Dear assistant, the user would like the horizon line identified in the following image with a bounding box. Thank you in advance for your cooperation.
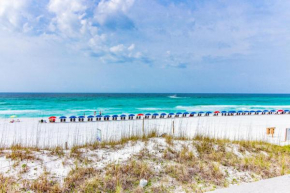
[0,92,290,95]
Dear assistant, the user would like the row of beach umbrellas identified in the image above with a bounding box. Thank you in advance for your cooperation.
[48,109,289,120]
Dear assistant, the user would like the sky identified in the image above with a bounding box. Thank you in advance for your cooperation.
[0,0,290,93]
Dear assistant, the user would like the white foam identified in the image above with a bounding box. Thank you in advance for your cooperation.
[137,108,163,111]
[0,110,40,114]
[175,105,290,112]
[168,95,188,99]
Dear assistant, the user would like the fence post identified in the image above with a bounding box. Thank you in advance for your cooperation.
[172,121,175,135]
[142,117,145,136]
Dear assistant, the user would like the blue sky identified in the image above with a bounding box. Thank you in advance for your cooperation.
[0,0,290,93]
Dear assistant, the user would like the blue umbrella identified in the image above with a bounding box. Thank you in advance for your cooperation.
[183,112,189,114]
[237,111,243,113]
[199,111,205,114]
[96,115,102,118]
[168,113,175,115]
[229,111,236,113]
[145,113,151,116]
[256,110,262,113]
[104,115,110,117]
[176,112,182,115]
[270,110,276,112]
[120,115,126,117]
[112,115,118,117]
[129,114,135,116]
[161,113,167,115]
[250,110,256,113]
[221,111,227,113]
[78,116,85,118]
[284,110,289,112]
[69,116,76,119]
[190,112,196,114]
[263,110,269,112]
[87,115,94,118]
[153,113,159,116]
[60,116,67,119]
[206,111,212,114]
[244,111,249,113]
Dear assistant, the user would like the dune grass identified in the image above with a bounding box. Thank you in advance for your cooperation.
[1,134,290,192]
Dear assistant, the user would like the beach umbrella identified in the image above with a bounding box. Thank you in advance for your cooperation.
[198,111,205,114]
[270,110,276,112]
[221,111,227,113]
[49,116,56,121]
[129,114,135,116]
[87,115,94,118]
[190,112,196,114]
[214,111,220,113]
[69,116,76,119]
[284,110,289,112]
[161,113,167,115]
[183,112,189,114]
[237,111,243,113]
[244,111,249,113]
[250,110,256,113]
[59,116,67,119]
[96,115,102,118]
[137,114,144,116]
[120,114,126,117]
[176,112,182,115]
[206,111,212,114]
[112,115,118,117]
[278,110,284,112]
[256,110,262,113]
[104,115,110,118]
[78,116,85,118]
[153,113,159,116]
[145,113,151,116]
[169,113,175,115]
[263,110,269,112]
[229,111,236,113]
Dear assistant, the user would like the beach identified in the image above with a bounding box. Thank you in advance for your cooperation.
[1,114,290,148]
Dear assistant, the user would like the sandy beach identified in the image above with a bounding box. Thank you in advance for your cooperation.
[1,114,290,148]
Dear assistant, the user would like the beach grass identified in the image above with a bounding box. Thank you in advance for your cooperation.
[0,134,290,192]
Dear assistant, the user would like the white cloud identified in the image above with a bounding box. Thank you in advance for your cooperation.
[110,44,125,53]
[48,0,87,37]
[0,0,31,30]
[95,0,135,24]
[128,44,135,51]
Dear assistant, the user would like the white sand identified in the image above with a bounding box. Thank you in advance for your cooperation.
[1,114,290,148]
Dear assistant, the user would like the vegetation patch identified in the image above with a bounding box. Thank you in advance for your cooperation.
[1,136,290,192]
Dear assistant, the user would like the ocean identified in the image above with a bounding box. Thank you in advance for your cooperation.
[1,93,290,118]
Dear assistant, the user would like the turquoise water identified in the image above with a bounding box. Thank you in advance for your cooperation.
[1,93,290,118]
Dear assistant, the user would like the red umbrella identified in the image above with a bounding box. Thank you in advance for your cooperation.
[214,111,220,113]
[49,116,56,119]
[278,110,284,112]
[137,114,144,116]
